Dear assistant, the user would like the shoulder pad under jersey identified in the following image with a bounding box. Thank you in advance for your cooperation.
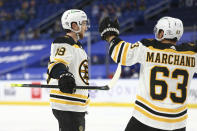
[53,35,76,46]
[140,38,158,47]
[140,38,176,50]
[176,42,197,52]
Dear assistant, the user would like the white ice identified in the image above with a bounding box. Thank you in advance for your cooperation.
[0,106,196,131]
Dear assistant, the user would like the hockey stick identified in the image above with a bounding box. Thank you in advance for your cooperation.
[9,63,122,90]
[10,83,109,90]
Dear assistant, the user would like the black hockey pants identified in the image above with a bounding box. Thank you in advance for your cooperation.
[125,116,186,131]
[52,109,86,131]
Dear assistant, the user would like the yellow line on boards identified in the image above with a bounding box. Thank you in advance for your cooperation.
[0,101,197,108]
[89,102,135,107]
[0,101,50,106]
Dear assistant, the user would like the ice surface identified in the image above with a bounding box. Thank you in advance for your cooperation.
[0,106,196,131]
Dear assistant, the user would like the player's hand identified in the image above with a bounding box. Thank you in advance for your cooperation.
[58,72,76,93]
[99,17,120,41]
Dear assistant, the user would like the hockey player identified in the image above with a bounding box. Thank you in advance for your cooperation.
[99,16,196,131]
[47,9,90,131]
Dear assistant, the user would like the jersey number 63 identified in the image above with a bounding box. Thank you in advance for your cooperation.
[150,66,188,104]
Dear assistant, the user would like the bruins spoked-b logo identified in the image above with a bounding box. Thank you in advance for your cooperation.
[79,60,89,85]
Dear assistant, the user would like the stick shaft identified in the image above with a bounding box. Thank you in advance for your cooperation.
[10,84,109,90]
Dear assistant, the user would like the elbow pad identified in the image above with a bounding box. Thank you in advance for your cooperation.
[49,63,69,79]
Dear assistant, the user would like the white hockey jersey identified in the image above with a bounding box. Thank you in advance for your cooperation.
[109,37,197,130]
[47,35,89,112]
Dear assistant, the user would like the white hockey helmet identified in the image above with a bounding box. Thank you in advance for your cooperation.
[61,9,90,33]
[154,16,183,41]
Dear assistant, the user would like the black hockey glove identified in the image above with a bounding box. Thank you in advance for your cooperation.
[99,17,120,41]
[58,72,76,94]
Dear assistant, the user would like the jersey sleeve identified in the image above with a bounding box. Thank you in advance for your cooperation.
[109,37,145,66]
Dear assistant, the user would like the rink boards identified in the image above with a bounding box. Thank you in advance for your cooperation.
[0,79,197,108]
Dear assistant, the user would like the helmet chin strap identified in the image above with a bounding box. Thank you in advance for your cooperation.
[76,33,80,41]
[71,26,82,41]
[156,36,162,41]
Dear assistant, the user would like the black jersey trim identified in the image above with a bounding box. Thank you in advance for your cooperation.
[53,35,76,45]
[53,35,84,49]
[117,42,125,63]
[135,100,187,118]
[140,39,197,53]
[49,63,69,79]
[109,37,122,56]
[50,94,86,103]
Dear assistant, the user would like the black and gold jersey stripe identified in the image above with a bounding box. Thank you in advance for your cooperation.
[48,58,69,72]
[109,37,131,65]
[50,94,86,103]
[52,35,83,49]
[50,90,89,106]
[135,95,188,123]
[47,58,70,84]
[50,98,90,106]
[134,105,188,123]
[50,90,88,99]
[109,37,123,56]
[141,39,197,54]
